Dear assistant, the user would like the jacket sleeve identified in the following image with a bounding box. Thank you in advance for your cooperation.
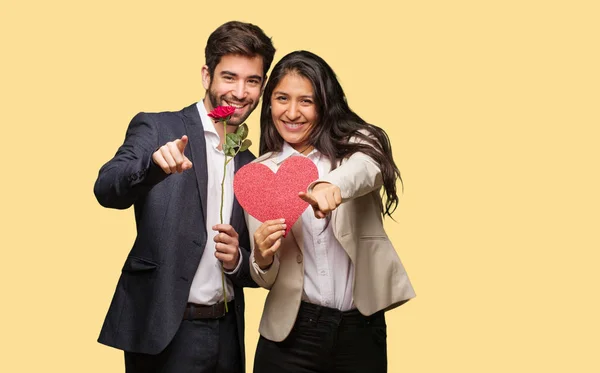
[309,150,383,202]
[249,250,280,290]
[243,208,280,289]
[93,113,169,209]
[225,224,259,288]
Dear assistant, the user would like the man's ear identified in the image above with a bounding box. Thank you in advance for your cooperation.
[201,65,211,90]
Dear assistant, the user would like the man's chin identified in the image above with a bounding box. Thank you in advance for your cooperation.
[226,112,250,126]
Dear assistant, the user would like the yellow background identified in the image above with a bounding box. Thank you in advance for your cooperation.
[1,0,598,372]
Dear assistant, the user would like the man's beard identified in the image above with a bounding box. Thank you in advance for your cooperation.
[207,84,258,126]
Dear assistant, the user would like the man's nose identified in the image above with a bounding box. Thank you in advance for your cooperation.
[231,81,247,101]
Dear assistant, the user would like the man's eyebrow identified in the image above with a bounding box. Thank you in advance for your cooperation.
[220,70,238,76]
[220,71,263,81]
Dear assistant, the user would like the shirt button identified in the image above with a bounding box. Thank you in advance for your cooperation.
[296,254,303,263]
[316,239,322,244]
[320,270,326,275]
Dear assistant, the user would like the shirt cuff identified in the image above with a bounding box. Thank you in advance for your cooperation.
[223,247,243,275]
[307,180,332,193]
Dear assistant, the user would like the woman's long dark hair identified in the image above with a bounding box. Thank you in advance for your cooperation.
[260,50,402,216]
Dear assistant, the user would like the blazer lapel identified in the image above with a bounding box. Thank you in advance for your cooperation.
[290,218,304,254]
[182,104,208,224]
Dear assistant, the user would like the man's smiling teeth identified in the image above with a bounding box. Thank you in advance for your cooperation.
[225,101,244,108]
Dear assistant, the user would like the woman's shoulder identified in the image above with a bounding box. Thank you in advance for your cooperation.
[349,128,378,144]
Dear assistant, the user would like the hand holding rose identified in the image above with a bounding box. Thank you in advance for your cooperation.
[213,224,240,271]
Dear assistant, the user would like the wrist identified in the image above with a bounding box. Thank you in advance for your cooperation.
[255,252,273,270]
[223,252,240,271]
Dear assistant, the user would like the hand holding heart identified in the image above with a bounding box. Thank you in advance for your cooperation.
[233,156,319,236]
[233,156,342,270]
[253,219,287,270]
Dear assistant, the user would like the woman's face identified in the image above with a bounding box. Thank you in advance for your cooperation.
[270,73,318,152]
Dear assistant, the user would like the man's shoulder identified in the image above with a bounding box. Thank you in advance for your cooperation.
[132,103,196,120]
[128,103,199,130]
[238,149,257,165]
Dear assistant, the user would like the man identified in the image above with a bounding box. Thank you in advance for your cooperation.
[94,21,275,373]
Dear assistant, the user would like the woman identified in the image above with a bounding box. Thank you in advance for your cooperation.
[247,51,415,373]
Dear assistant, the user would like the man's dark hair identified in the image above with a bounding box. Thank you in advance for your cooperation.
[205,21,276,79]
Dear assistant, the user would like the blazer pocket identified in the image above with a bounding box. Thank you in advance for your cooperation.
[359,235,388,240]
[122,255,159,272]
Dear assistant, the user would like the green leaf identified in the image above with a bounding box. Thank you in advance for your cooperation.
[225,147,237,157]
[236,123,249,140]
[225,134,238,149]
[227,133,241,144]
[223,142,232,155]
[239,139,252,152]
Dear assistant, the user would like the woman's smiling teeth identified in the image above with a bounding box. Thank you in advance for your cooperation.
[284,121,304,129]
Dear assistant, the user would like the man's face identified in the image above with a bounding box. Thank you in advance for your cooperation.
[202,54,265,126]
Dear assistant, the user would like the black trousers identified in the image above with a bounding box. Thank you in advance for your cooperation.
[124,306,241,373]
[254,301,387,373]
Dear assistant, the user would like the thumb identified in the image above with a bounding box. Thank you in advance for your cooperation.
[176,135,188,153]
[298,191,317,206]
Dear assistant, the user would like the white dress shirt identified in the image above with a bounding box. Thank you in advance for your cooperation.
[187,101,239,305]
[254,142,356,311]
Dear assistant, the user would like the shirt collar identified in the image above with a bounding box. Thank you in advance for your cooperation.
[196,100,220,147]
[274,142,321,165]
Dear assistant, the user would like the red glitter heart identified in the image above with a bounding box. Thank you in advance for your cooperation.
[234,156,319,235]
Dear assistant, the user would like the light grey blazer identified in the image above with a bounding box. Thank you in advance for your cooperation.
[247,148,416,342]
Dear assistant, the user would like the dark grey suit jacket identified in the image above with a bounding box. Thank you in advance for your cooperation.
[94,103,256,365]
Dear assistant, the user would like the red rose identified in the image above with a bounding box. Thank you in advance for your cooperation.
[208,105,236,120]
